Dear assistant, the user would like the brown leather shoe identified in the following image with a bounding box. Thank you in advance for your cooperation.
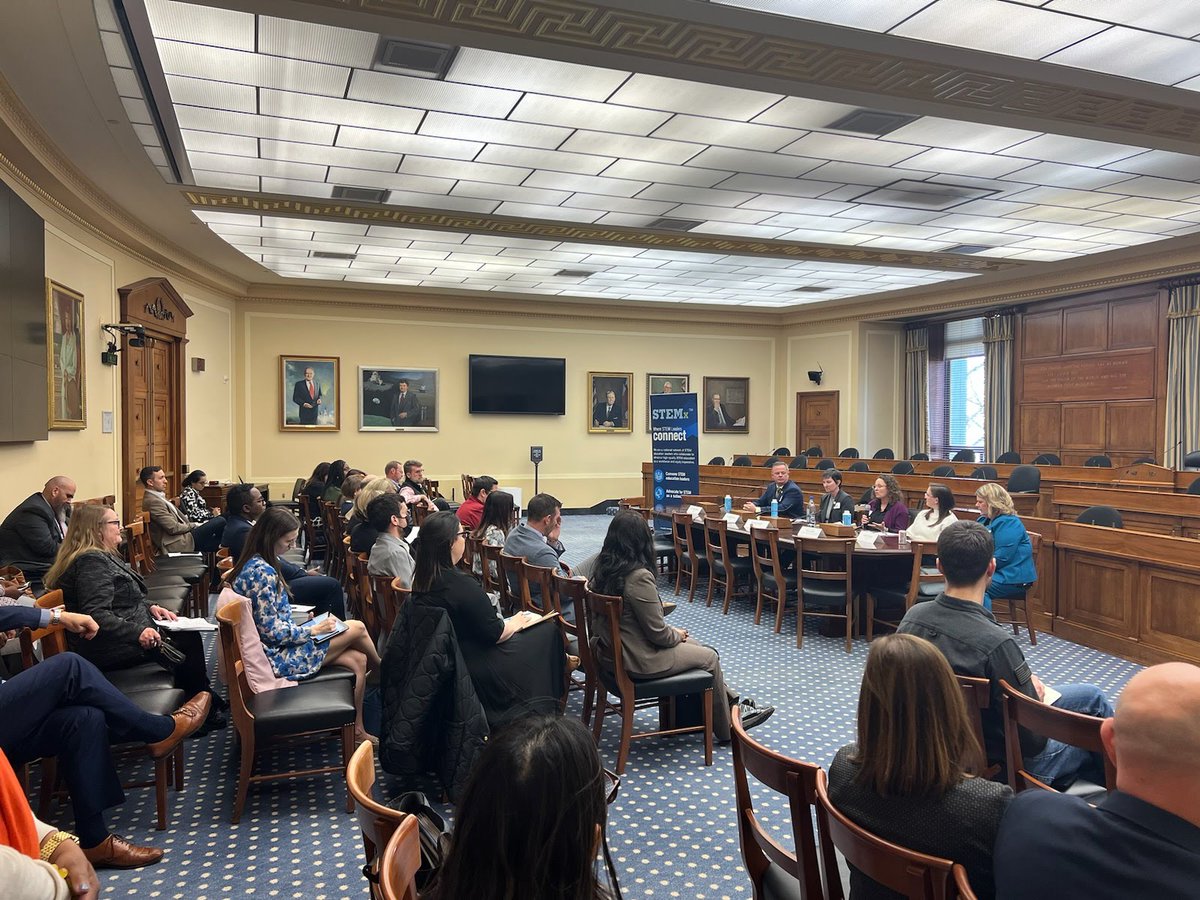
[146,692,212,759]
[83,833,164,869]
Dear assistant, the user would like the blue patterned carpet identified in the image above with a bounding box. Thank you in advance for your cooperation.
[65,515,1139,899]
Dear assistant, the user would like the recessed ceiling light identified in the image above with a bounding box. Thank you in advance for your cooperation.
[331,185,389,204]
[374,38,458,80]
[312,251,357,260]
[647,217,703,231]
[826,108,921,136]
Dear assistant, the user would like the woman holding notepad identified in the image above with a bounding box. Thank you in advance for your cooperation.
[230,507,381,745]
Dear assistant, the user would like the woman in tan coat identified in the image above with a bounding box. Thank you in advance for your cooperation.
[587,510,773,742]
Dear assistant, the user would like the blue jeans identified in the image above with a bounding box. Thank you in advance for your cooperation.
[1023,683,1113,788]
[983,581,1030,613]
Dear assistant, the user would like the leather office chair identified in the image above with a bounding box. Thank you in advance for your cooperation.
[873,448,895,459]
[730,706,832,900]
[707,456,726,466]
[848,461,870,472]
[931,465,956,477]
[762,457,779,468]
[804,446,823,457]
[1184,450,1200,469]
[815,458,835,470]
[911,452,930,461]
[1076,506,1123,528]
[1084,455,1112,467]
[789,456,808,470]
[838,447,859,458]
[1188,476,1200,495]
[970,465,998,480]
[1007,465,1041,494]
[772,446,790,457]
[996,451,1021,464]
[732,456,752,467]
[859,487,875,505]
[585,588,713,775]
[865,540,943,639]
[952,449,976,463]
[1132,456,1155,465]
[890,461,914,475]
[1031,453,1061,465]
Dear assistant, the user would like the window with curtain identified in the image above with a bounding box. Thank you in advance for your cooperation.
[929,317,987,460]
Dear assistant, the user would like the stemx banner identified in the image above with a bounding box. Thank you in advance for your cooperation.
[650,392,699,511]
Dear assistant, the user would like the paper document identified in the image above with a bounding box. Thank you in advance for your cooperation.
[1042,684,1062,705]
[154,615,216,632]
[405,526,420,544]
[304,612,348,643]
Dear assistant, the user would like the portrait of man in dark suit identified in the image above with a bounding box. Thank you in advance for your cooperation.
[357,367,439,432]
[391,378,422,426]
[282,356,339,430]
[292,366,322,425]
[703,376,750,433]
[588,372,632,433]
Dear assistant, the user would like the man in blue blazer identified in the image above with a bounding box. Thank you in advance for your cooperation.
[742,461,804,518]
[502,492,574,620]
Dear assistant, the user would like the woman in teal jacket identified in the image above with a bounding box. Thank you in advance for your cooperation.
[974,483,1036,612]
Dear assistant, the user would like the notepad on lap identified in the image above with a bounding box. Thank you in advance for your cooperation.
[154,615,216,632]
[304,612,348,643]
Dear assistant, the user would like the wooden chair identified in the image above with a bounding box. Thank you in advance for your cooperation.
[350,552,379,640]
[957,675,999,778]
[323,502,345,583]
[120,518,194,615]
[554,573,597,725]
[990,532,1041,645]
[460,533,479,576]
[671,512,708,603]
[748,525,796,634]
[478,542,501,597]
[703,517,753,613]
[730,705,835,900]
[346,739,408,898]
[816,768,967,900]
[585,588,713,775]
[297,494,325,564]
[866,539,944,639]
[379,815,422,900]
[520,559,558,616]
[498,551,525,616]
[999,679,1115,793]
[460,473,473,499]
[954,866,979,900]
[215,601,356,823]
[368,576,410,637]
[796,537,855,652]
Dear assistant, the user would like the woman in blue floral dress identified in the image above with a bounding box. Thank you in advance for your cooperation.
[231,507,381,743]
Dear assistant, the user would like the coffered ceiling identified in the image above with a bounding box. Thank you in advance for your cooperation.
[8,0,1200,312]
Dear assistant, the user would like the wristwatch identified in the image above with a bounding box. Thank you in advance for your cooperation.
[49,606,64,627]
[39,830,79,860]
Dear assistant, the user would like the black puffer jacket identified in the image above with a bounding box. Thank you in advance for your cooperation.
[380,599,488,801]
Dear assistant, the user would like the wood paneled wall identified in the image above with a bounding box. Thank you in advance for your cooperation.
[1013,285,1168,467]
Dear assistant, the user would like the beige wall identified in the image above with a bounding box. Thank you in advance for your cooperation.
[236,299,777,507]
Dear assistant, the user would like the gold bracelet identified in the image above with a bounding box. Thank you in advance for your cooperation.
[39,830,78,861]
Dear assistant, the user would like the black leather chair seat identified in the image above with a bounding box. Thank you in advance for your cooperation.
[623,668,713,700]
[801,581,849,606]
[653,536,674,555]
[301,667,356,688]
[128,686,186,717]
[761,570,797,593]
[681,556,709,575]
[711,556,753,579]
[248,679,355,738]
[105,662,177,694]
[761,862,802,900]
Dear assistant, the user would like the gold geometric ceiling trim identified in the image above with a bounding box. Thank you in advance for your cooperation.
[184,188,1025,272]
[283,0,1200,149]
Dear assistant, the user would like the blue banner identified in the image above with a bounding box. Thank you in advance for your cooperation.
[650,392,699,511]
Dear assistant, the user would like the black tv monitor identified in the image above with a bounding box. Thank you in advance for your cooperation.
[469,354,566,415]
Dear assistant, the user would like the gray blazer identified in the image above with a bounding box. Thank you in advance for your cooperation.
[142,490,194,554]
[501,523,565,574]
[592,568,681,678]
[368,533,414,587]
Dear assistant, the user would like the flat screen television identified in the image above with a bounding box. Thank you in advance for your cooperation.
[469,354,566,415]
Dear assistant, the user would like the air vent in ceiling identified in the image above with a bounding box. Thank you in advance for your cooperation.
[944,244,992,255]
[826,108,920,136]
[556,269,594,278]
[313,251,357,261]
[375,38,458,79]
[850,179,998,211]
[792,286,832,293]
[647,217,702,232]
[332,185,389,204]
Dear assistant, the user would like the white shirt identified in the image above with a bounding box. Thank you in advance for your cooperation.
[905,510,959,543]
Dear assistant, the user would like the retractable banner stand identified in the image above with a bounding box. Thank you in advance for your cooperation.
[650,392,699,511]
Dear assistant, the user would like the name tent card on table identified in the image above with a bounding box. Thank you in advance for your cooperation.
[856,530,882,549]
[796,525,824,540]
[723,513,741,525]
[746,519,771,530]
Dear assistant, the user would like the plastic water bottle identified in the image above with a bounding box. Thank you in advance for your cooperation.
[842,509,852,527]
[724,494,732,513]
[806,496,817,525]
[770,498,779,518]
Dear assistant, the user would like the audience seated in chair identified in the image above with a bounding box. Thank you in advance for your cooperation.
[348,476,399,555]
[741,460,804,518]
[0,476,76,583]
[398,460,448,512]
[339,473,366,517]
[139,466,225,555]
[431,715,622,900]
[366,494,414,587]
[993,662,1200,900]
[45,505,226,732]
[471,490,516,588]
[455,476,497,531]
[223,483,345,619]
[974,484,1036,613]
[587,511,773,745]
[0,604,208,869]
[321,460,349,505]
[829,633,1012,900]
[503,493,574,619]
[898,522,1113,788]
[178,470,218,525]
[230,508,380,745]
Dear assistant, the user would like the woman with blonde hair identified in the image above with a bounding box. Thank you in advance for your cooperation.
[347,475,397,554]
[829,633,1012,899]
[45,504,223,727]
[974,483,1035,612]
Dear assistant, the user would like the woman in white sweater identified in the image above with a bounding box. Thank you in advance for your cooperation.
[906,483,960,543]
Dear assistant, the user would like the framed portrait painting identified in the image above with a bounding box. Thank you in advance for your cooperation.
[646,373,689,431]
[359,367,439,432]
[46,280,86,430]
[281,355,339,431]
[702,376,750,434]
[588,371,633,434]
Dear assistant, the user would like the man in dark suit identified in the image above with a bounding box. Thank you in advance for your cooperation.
[390,379,422,427]
[743,461,804,518]
[591,389,624,428]
[0,604,209,868]
[292,366,322,425]
[817,469,856,524]
[994,661,1200,899]
[503,492,574,620]
[706,393,735,429]
[0,475,76,581]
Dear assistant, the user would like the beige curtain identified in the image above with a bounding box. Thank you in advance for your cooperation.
[983,314,1014,463]
[904,327,929,457]
[1165,283,1200,469]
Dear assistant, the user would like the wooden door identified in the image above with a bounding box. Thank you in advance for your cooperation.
[796,391,839,458]
[118,279,191,517]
